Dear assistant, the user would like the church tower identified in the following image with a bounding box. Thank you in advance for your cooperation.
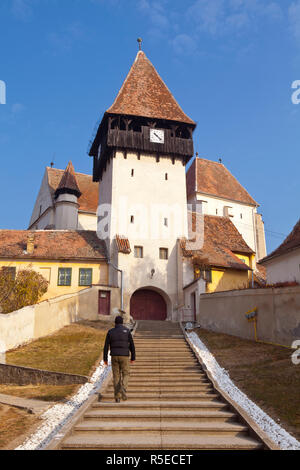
[89,47,196,321]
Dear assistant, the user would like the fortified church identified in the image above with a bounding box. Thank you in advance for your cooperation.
[24,47,267,322]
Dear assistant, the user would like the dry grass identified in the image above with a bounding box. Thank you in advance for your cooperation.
[1,321,114,403]
[195,328,300,441]
[6,321,112,376]
[0,404,38,450]
[0,384,79,403]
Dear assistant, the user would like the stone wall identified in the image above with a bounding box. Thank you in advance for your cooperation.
[199,286,300,347]
[0,363,88,386]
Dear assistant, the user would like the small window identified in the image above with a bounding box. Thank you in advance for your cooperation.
[224,206,233,218]
[134,246,143,258]
[130,216,134,224]
[1,267,16,281]
[79,268,93,286]
[216,209,218,215]
[165,173,168,180]
[195,267,212,283]
[58,268,72,286]
[240,213,243,219]
[159,248,169,260]
[164,218,168,227]
[131,169,134,177]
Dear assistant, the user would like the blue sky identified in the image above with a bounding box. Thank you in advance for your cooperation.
[0,0,300,253]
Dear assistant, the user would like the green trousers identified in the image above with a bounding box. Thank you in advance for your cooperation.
[111,356,130,400]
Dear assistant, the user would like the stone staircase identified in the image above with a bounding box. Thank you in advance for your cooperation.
[59,321,264,450]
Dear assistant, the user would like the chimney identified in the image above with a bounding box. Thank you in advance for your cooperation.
[27,234,35,255]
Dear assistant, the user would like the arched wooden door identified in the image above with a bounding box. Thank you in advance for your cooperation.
[130,289,167,321]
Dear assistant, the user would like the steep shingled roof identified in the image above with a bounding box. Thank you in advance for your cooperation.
[181,214,253,271]
[0,231,107,260]
[47,167,99,213]
[107,51,195,125]
[186,158,258,206]
[260,218,300,263]
[55,161,82,199]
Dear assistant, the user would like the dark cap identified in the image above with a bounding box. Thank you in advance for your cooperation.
[115,316,123,325]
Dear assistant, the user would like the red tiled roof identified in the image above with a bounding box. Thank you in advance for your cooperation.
[107,51,195,125]
[115,236,131,254]
[47,167,99,213]
[0,231,107,260]
[55,161,82,199]
[260,218,300,263]
[181,214,253,271]
[186,158,258,206]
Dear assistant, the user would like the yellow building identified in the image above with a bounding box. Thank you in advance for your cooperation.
[0,230,108,302]
[182,214,256,294]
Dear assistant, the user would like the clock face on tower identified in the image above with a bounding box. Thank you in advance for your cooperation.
[150,129,165,144]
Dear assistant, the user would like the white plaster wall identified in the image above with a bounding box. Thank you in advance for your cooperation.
[0,306,35,352]
[29,170,54,228]
[184,278,206,321]
[264,249,300,284]
[98,151,189,319]
[183,258,195,287]
[78,212,97,231]
[188,193,257,252]
[0,287,101,352]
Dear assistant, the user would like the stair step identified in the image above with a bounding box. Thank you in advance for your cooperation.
[84,409,236,422]
[74,420,248,435]
[61,433,262,450]
[92,400,228,410]
[55,321,263,451]
[101,393,219,401]
[106,385,212,392]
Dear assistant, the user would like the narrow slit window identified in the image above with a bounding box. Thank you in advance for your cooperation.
[131,169,134,177]
[130,216,134,224]
[164,218,168,227]
[165,173,168,180]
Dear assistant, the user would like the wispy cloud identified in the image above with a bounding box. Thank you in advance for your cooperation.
[11,0,33,21]
[48,23,84,52]
[137,0,170,41]
[187,0,283,37]
[289,1,300,43]
[170,34,198,56]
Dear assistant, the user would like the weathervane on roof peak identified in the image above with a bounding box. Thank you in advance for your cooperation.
[137,37,143,51]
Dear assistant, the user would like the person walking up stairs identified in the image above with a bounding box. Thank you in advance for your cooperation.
[103,316,135,403]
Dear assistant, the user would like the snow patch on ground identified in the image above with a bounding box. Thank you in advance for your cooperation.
[187,331,300,450]
[15,359,111,450]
